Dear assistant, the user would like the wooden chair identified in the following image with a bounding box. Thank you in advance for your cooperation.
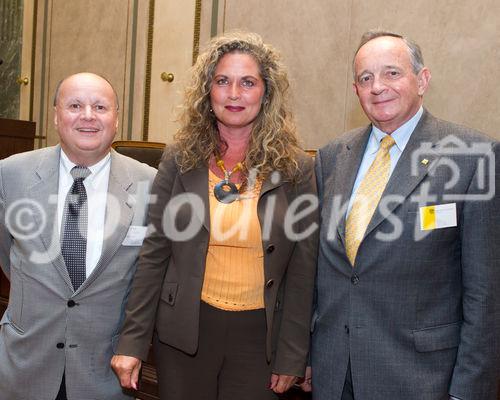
[111,140,166,169]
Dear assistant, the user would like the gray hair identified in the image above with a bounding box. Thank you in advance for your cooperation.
[53,72,119,110]
[352,30,425,79]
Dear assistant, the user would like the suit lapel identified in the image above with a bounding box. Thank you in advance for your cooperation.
[256,171,286,242]
[29,146,74,291]
[363,110,440,239]
[76,151,133,294]
[178,165,210,231]
[335,128,371,244]
[260,171,285,197]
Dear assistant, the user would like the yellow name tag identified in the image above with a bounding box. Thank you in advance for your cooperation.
[419,203,457,231]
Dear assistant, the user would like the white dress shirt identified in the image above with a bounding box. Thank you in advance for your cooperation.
[58,150,110,277]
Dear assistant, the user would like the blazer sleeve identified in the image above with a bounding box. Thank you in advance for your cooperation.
[448,141,500,399]
[315,150,324,208]
[115,153,177,360]
[272,155,319,376]
[0,161,11,277]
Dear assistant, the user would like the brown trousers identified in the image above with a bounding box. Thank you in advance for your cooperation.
[153,301,278,400]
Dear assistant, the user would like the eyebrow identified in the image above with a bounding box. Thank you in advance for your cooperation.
[213,74,260,81]
[357,64,403,76]
[382,65,402,70]
[356,70,373,79]
[62,98,113,108]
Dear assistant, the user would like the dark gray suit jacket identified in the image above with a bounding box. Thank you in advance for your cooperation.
[0,146,156,400]
[117,148,318,377]
[312,111,500,400]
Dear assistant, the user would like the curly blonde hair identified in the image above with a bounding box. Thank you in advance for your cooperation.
[173,31,302,182]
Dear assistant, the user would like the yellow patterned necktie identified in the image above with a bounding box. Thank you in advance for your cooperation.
[345,135,396,266]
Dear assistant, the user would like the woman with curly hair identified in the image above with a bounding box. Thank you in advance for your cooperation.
[112,31,318,400]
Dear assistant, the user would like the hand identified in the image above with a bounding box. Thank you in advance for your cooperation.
[269,373,298,394]
[110,355,142,390]
[296,366,312,392]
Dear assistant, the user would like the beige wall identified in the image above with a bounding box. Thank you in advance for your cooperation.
[146,0,196,143]
[221,0,500,148]
[30,0,500,150]
[33,0,149,146]
[32,0,197,147]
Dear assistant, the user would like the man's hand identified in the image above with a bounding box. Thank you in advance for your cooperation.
[297,366,312,392]
[110,355,142,390]
[269,373,298,394]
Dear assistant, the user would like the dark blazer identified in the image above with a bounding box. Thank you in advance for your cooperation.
[117,148,318,377]
[313,111,500,400]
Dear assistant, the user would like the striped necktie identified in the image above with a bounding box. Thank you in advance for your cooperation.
[345,135,396,266]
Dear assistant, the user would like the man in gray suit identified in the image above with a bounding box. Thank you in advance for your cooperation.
[0,72,156,400]
[311,31,499,399]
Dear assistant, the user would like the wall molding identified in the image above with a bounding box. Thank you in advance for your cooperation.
[142,0,202,141]
[141,0,155,141]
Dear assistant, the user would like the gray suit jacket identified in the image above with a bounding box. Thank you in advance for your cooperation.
[313,111,500,400]
[0,145,156,400]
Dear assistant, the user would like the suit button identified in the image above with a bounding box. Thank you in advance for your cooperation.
[56,343,65,349]
[344,325,350,334]
[351,275,359,285]
[266,244,275,254]
[67,300,76,307]
[265,279,274,288]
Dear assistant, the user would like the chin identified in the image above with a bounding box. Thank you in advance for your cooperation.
[371,108,397,121]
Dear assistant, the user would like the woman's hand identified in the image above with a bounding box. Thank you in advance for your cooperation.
[110,355,142,390]
[297,366,312,392]
[269,373,298,394]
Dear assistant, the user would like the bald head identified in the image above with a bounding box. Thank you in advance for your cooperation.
[353,30,425,80]
[53,72,119,110]
[53,72,120,166]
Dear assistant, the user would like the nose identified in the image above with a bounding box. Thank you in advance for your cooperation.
[81,105,95,120]
[370,75,386,95]
[228,82,240,100]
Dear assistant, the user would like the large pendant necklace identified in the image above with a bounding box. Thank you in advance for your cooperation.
[213,157,243,204]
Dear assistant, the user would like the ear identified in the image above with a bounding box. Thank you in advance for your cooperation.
[417,67,431,96]
[352,82,359,96]
[53,107,58,127]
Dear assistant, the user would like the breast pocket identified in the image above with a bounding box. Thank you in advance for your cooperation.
[405,210,459,261]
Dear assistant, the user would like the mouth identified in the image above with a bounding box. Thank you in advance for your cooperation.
[76,127,100,133]
[372,98,395,105]
[224,106,245,112]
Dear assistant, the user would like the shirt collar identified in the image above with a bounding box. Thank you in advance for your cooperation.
[368,106,424,154]
[60,149,111,188]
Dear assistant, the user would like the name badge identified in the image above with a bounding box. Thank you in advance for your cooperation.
[122,225,148,246]
[419,203,457,231]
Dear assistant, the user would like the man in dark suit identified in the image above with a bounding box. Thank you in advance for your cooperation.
[0,72,156,399]
[311,30,499,400]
